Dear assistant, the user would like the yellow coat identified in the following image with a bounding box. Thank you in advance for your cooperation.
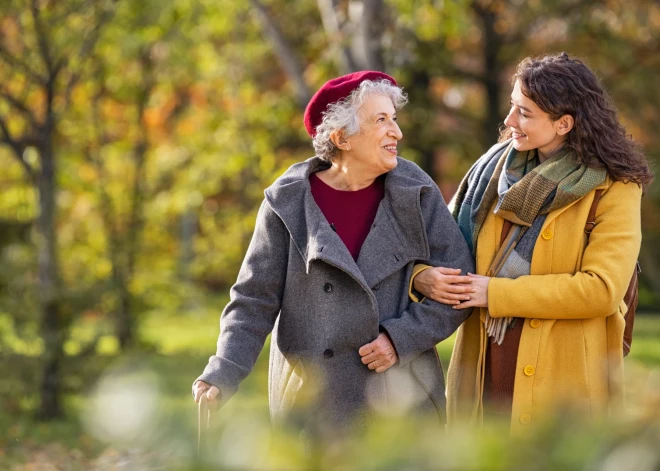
[446,177,642,434]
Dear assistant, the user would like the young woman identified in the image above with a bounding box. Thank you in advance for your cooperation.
[412,53,652,433]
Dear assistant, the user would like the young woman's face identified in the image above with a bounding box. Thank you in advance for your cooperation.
[504,80,567,160]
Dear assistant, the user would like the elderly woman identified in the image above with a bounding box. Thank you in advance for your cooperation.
[193,71,474,434]
[410,53,652,433]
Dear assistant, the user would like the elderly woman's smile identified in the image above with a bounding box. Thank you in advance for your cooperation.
[383,144,398,154]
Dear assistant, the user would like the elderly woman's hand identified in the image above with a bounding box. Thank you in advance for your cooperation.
[359,333,398,373]
[414,267,475,305]
[193,380,221,406]
[452,273,489,309]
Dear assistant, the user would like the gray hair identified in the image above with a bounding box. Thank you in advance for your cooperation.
[312,79,408,162]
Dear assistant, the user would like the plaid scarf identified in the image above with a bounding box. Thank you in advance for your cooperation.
[451,140,607,344]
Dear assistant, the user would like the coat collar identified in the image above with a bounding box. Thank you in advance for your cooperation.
[264,156,432,288]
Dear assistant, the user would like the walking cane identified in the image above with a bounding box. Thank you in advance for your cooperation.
[197,393,211,458]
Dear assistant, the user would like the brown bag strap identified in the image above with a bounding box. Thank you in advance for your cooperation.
[585,189,605,238]
[584,188,640,357]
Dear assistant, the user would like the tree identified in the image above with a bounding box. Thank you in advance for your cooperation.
[0,0,116,419]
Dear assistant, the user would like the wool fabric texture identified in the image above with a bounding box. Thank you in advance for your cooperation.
[303,71,397,137]
[452,140,608,344]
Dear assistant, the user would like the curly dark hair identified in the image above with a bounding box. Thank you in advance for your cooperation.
[499,52,653,187]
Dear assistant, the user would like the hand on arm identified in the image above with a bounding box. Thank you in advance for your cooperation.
[452,273,490,309]
[379,182,475,365]
[413,267,475,305]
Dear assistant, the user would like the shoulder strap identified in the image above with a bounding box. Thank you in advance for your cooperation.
[584,189,605,239]
[584,188,639,357]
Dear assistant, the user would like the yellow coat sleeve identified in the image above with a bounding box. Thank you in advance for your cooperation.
[408,264,432,303]
[488,181,642,320]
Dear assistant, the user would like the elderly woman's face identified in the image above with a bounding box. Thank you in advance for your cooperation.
[346,94,402,173]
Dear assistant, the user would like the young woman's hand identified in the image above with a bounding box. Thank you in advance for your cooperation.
[413,267,475,305]
[452,273,490,309]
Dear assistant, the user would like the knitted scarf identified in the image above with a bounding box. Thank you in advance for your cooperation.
[451,140,607,344]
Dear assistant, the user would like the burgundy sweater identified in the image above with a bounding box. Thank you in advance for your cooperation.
[309,172,384,261]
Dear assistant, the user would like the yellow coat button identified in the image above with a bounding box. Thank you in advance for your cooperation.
[530,319,541,328]
[524,365,535,376]
[520,414,531,425]
[541,229,553,240]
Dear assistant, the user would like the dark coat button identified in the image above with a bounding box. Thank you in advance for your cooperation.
[373,282,381,291]
[323,349,334,359]
[324,283,333,293]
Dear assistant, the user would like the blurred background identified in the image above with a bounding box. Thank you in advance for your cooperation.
[1,0,660,469]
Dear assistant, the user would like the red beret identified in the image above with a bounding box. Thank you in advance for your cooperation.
[304,70,398,137]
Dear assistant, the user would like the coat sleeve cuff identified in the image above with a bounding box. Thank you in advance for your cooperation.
[409,264,432,303]
[488,277,507,318]
[191,356,243,405]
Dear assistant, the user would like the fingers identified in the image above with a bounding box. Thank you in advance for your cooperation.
[453,299,479,310]
[360,340,391,364]
[194,381,209,404]
[206,386,220,402]
[467,273,488,280]
[443,276,474,285]
[432,268,473,285]
[358,340,376,357]
[443,292,472,301]
[360,334,398,373]
[438,297,462,305]
[432,289,474,305]
[450,284,477,294]
[436,267,462,275]
[361,351,379,365]
[366,352,397,371]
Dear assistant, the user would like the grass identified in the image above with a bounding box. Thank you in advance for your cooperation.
[1,308,660,469]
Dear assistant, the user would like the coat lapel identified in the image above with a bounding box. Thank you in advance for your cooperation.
[264,157,370,291]
[356,197,427,288]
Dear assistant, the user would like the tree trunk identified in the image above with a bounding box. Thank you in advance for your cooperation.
[317,0,358,74]
[250,0,311,107]
[357,0,386,71]
[37,118,63,420]
[115,268,134,350]
[406,68,435,177]
[475,2,503,145]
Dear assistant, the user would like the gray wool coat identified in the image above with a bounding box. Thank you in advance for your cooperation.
[195,156,474,430]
